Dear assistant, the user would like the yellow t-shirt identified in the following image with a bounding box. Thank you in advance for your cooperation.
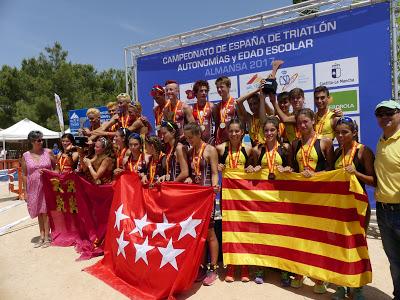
[374,129,400,203]
[315,111,335,139]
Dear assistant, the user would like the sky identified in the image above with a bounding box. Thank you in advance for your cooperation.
[0,0,293,71]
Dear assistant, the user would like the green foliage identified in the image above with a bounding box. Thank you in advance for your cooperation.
[0,42,125,130]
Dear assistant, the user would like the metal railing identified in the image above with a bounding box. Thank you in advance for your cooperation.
[124,0,398,101]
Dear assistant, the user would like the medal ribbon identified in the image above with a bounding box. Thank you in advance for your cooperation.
[149,153,163,183]
[300,134,318,171]
[171,100,181,122]
[58,156,68,172]
[265,141,278,174]
[117,148,127,169]
[192,142,206,176]
[228,142,242,169]
[195,102,209,126]
[342,142,359,168]
[157,101,170,126]
[128,153,143,172]
[120,114,130,128]
[165,146,174,174]
[219,97,233,125]
[316,111,330,136]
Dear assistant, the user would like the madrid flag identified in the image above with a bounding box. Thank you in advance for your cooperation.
[86,172,215,299]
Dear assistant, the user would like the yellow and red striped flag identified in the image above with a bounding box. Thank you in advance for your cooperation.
[222,168,371,287]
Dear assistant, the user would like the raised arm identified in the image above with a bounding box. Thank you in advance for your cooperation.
[236,88,260,121]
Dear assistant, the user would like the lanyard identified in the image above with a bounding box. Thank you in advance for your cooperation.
[195,102,209,125]
[265,141,278,173]
[128,153,143,172]
[165,145,174,174]
[300,134,318,171]
[219,97,233,124]
[171,100,181,122]
[342,142,359,167]
[192,142,206,176]
[58,156,68,172]
[316,111,329,135]
[117,148,127,169]
[120,114,130,128]
[156,101,170,126]
[228,142,242,168]
[149,153,162,183]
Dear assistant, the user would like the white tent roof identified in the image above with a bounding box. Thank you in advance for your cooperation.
[0,118,61,141]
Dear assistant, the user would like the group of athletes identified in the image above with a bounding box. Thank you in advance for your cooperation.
[54,61,376,300]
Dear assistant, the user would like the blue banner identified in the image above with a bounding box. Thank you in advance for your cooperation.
[68,106,109,135]
[137,2,391,154]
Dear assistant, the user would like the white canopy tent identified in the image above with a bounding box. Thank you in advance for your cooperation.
[0,118,61,159]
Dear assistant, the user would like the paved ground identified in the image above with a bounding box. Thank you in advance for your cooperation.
[0,182,394,300]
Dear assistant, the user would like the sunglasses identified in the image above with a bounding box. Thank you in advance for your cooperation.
[336,116,354,124]
[34,139,43,143]
[161,121,175,130]
[129,133,142,140]
[375,110,399,118]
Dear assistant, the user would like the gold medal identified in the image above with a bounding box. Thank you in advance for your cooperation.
[268,172,276,180]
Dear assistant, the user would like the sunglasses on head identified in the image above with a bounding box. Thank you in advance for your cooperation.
[129,133,141,140]
[336,116,354,124]
[161,121,174,130]
[375,110,399,118]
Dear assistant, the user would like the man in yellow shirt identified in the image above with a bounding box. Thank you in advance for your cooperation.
[314,86,342,139]
[374,99,400,300]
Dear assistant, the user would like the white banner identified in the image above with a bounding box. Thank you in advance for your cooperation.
[54,93,64,133]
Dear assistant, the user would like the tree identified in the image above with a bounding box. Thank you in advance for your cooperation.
[0,42,125,130]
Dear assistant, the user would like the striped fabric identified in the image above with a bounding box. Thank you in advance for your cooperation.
[222,168,371,287]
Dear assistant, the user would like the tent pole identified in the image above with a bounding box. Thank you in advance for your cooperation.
[2,138,5,160]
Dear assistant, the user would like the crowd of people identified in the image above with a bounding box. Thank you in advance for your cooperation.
[20,62,400,299]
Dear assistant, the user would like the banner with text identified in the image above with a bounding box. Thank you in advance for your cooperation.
[137,2,391,151]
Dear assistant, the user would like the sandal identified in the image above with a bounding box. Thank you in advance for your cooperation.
[33,238,44,248]
[41,238,51,248]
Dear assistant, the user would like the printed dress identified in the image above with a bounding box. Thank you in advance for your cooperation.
[23,150,52,218]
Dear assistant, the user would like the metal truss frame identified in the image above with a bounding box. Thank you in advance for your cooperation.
[124,0,398,101]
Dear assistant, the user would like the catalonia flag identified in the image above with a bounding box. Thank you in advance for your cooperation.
[222,169,372,287]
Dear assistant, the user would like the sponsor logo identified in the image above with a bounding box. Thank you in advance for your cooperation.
[328,89,358,113]
[331,63,341,78]
[70,112,79,120]
[246,74,263,85]
[315,57,359,88]
[279,70,299,91]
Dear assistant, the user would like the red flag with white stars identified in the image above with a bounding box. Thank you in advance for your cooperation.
[85,172,215,299]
